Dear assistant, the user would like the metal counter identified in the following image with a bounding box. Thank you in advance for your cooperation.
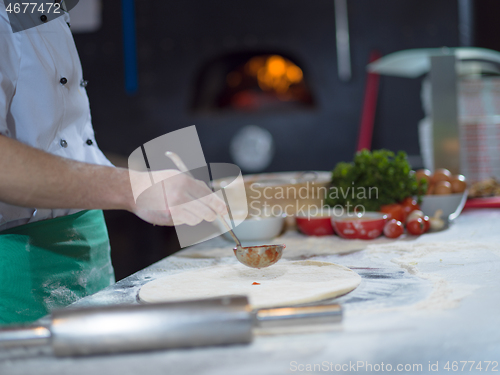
[1,209,499,375]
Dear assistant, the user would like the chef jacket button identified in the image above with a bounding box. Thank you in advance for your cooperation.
[80,79,88,88]
[60,77,68,85]
[86,139,93,146]
[40,15,48,23]
[60,139,68,148]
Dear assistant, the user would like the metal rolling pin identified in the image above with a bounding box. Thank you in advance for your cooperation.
[0,296,342,356]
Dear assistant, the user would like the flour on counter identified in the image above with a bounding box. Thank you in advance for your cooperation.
[363,241,498,311]
[175,231,402,259]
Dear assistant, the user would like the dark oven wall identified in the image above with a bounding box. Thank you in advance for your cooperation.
[75,0,459,174]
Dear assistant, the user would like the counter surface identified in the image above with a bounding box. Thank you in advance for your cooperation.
[1,209,499,375]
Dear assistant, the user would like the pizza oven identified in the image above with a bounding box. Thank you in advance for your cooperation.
[192,52,314,112]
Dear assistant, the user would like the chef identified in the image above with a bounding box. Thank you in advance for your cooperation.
[0,3,227,325]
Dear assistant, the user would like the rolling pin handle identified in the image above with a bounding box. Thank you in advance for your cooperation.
[0,326,51,348]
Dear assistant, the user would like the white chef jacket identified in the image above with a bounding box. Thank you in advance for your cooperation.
[0,2,113,231]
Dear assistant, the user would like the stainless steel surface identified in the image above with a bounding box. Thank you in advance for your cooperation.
[1,210,499,375]
[0,326,50,348]
[51,296,253,356]
[367,47,500,78]
[430,54,460,174]
[334,0,351,81]
[255,304,342,329]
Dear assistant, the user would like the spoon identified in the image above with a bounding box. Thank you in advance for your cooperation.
[165,151,284,268]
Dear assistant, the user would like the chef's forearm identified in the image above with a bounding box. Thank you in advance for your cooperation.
[0,135,134,211]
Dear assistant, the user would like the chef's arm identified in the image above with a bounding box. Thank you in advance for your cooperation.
[0,135,227,226]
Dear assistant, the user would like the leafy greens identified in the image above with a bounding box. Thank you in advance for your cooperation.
[325,149,426,212]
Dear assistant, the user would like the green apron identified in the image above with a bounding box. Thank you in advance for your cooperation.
[0,210,115,326]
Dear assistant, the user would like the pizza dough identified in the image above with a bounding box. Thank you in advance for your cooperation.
[138,260,361,309]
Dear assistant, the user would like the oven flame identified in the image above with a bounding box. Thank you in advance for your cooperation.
[245,55,304,95]
[194,53,313,111]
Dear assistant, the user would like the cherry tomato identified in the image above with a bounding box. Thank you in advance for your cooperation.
[383,219,404,239]
[406,210,424,224]
[401,197,420,218]
[407,217,426,235]
[380,203,405,222]
[422,215,430,232]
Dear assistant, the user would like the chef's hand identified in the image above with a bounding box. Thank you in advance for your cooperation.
[128,169,228,226]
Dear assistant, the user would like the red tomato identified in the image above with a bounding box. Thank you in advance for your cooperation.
[380,203,405,222]
[421,215,430,232]
[401,197,420,219]
[406,210,424,224]
[407,217,426,235]
[383,219,404,239]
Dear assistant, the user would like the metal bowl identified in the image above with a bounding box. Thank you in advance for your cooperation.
[420,191,468,221]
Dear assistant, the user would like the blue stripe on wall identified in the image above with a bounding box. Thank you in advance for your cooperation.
[122,0,138,95]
